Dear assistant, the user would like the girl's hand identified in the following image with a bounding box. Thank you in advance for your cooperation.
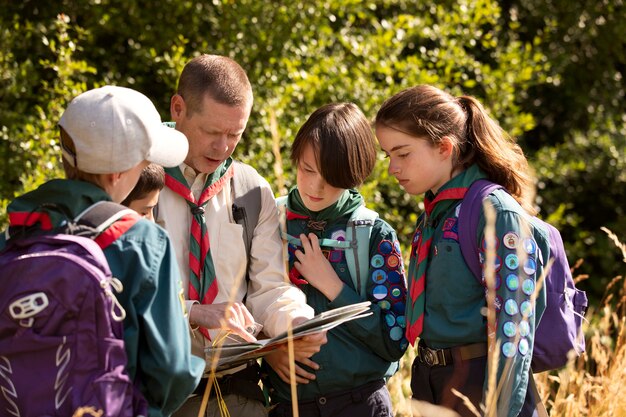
[294,233,344,301]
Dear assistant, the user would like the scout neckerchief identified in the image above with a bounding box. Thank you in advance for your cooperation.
[285,188,363,284]
[405,164,486,345]
[164,158,234,339]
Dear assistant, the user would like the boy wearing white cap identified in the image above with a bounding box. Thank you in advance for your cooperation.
[1,86,204,417]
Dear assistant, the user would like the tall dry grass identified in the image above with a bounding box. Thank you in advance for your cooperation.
[388,227,626,417]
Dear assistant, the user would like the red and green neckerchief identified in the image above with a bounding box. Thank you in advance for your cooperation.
[405,165,486,345]
[164,158,234,338]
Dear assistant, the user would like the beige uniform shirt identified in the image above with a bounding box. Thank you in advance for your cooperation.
[157,162,313,367]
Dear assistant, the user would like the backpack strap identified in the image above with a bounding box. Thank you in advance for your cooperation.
[457,179,503,282]
[345,205,378,297]
[75,201,140,249]
[231,161,262,261]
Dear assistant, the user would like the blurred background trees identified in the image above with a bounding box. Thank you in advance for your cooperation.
[1,0,624,304]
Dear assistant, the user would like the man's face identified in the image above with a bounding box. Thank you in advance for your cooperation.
[172,93,251,174]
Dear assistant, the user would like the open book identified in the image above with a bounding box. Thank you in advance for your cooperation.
[205,301,372,372]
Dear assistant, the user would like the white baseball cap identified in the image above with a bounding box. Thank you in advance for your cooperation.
[59,85,188,174]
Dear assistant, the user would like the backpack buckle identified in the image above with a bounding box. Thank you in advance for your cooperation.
[9,292,49,328]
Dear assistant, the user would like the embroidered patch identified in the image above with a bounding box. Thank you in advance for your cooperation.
[518,338,530,356]
[503,232,519,249]
[396,315,406,328]
[520,300,533,317]
[378,240,393,255]
[390,326,404,341]
[503,321,517,337]
[523,258,537,275]
[519,320,530,337]
[505,274,519,291]
[387,270,402,284]
[504,299,519,316]
[502,342,517,358]
[372,269,387,284]
[386,254,401,269]
[392,301,405,315]
[385,313,396,327]
[328,250,342,263]
[371,254,385,268]
[505,254,519,270]
[378,300,391,310]
[390,285,403,299]
[521,279,535,296]
[373,285,388,300]
[442,217,459,240]
[523,237,537,255]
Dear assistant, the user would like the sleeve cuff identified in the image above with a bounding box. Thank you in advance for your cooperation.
[186,300,199,330]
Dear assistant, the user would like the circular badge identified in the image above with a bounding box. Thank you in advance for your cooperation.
[387,270,402,284]
[393,240,402,254]
[371,254,385,269]
[505,254,519,270]
[502,341,517,358]
[373,285,388,300]
[385,313,396,327]
[520,300,533,317]
[396,315,406,328]
[390,286,403,299]
[481,235,500,251]
[523,258,537,276]
[378,240,393,255]
[504,299,519,316]
[523,238,537,255]
[386,254,401,269]
[503,321,517,338]
[392,301,405,315]
[390,326,404,341]
[519,320,530,337]
[521,279,535,296]
[378,300,391,310]
[505,274,519,291]
[518,338,530,356]
[503,232,519,249]
[372,269,387,284]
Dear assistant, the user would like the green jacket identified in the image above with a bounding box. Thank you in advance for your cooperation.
[2,179,204,417]
[415,185,547,417]
[265,189,408,403]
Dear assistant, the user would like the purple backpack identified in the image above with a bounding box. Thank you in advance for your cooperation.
[0,203,148,416]
[458,179,588,372]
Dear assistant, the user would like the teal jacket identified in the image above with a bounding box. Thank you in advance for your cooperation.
[416,186,547,417]
[2,179,204,417]
[264,190,408,403]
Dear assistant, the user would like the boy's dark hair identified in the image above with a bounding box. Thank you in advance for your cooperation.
[121,164,165,206]
[291,102,376,189]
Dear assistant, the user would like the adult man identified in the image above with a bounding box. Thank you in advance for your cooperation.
[157,54,324,417]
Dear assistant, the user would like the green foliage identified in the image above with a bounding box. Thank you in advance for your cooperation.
[0,0,623,303]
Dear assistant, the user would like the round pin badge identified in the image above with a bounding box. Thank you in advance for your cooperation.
[387,270,402,284]
[378,300,391,310]
[390,285,403,299]
[385,313,396,327]
[503,232,519,249]
[386,254,401,269]
[519,320,530,337]
[378,240,393,255]
[393,240,402,254]
[392,301,405,315]
[390,326,404,341]
[373,285,388,300]
[371,254,385,268]
[518,338,530,356]
[520,300,533,317]
[372,269,387,284]
[504,299,519,316]
[523,238,537,255]
[521,279,535,296]
[503,321,517,338]
[502,342,517,358]
[505,274,519,291]
[505,254,519,270]
[523,258,537,275]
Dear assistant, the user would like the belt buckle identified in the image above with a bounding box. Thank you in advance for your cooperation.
[423,348,438,366]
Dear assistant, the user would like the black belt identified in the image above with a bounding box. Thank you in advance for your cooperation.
[417,342,487,367]
[195,361,265,403]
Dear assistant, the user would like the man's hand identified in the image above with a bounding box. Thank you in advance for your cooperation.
[189,302,257,342]
[265,331,328,384]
